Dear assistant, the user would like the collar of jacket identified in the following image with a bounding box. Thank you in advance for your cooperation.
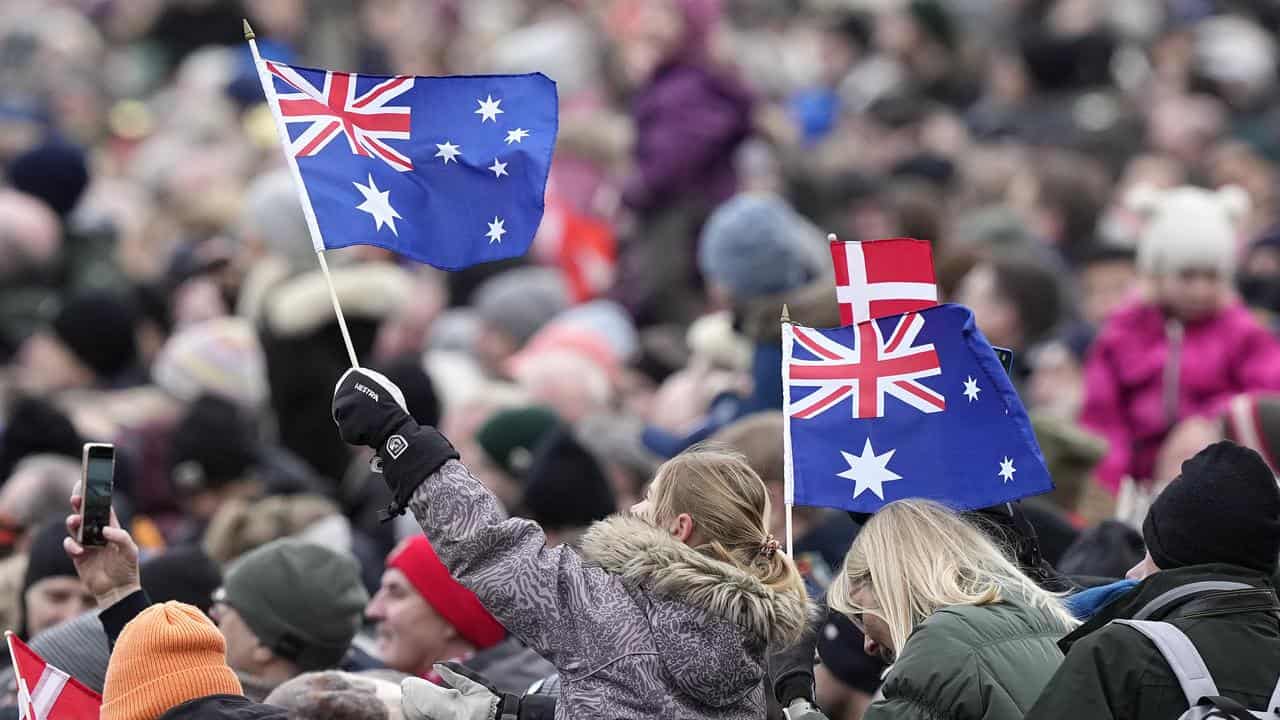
[1058,563,1274,653]
[579,515,813,647]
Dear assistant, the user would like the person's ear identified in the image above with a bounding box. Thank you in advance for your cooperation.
[251,643,274,667]
[669,513,695,544]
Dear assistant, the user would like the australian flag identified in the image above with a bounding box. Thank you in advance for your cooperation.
[783,303,1052,513]
[259,58,557,270]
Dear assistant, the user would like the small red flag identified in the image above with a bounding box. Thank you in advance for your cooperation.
[6,631,101,720]
[829,236,938,325]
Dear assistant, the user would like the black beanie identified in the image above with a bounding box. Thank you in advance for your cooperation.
[20,519,80,637]
[51,290,139,381]
[0,396,83,481]
[522,428,616,531]
[168,395,258,495]
[1143,441,1280,574]
[8,139,89,217]
[140,545,223,615]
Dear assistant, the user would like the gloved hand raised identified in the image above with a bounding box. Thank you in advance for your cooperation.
[333,368,459,520]
[332,367,413,449]
[401,663,517,720]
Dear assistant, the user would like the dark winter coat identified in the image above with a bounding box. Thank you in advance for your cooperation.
[864,599,1072,720]
[157,694,287,719]
[1026,564,1280,720]
[407,460,811,719]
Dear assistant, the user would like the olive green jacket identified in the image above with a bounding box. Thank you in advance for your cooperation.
[865,600,1071,720]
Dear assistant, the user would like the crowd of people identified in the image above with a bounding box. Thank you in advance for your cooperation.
[3,0,1280,718]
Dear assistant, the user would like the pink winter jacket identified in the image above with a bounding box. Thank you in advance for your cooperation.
[1082,300,1280,492]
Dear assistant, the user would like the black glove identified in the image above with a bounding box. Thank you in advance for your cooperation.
[770,608,822,708]
[332,367,413,448]
[332,368,458,520]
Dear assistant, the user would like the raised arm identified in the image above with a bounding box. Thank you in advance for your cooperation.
[332,368,612,665]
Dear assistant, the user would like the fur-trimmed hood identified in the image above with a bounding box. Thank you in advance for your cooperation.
[261,261,412,337]
[582,513,811,653]
[581,515,811,706]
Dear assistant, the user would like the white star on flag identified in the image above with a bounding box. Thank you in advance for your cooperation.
[488,158,508,178]
[435,141,462,164]
[353,174,402,236]
[505,128,530,145]
[963,376,981,402]
[486,216,507,244]
[474,95,504,123]
[998,456,1016,483]
[838,439,902,500]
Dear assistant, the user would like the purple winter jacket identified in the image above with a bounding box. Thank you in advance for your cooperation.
[1081,299,1280,491]
[407,460,811,719]
[622,62,754,213]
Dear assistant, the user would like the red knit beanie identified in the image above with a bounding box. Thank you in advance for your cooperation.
[386,537,505,650]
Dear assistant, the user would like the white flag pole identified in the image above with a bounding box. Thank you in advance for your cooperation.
[7,632,32,720]
[244,20,360,369]
[781,304,795,557]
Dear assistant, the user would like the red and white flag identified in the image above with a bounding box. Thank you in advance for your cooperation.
[6,632,101,720]
[829,236,938,325]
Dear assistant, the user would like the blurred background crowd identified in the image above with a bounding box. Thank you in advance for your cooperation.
[4,0,1280,717]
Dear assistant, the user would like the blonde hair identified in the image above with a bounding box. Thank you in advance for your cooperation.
[650,443,809,642]
[829,499,1077,655]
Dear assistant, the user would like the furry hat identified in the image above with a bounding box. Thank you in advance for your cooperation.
[1129,184,1250,276]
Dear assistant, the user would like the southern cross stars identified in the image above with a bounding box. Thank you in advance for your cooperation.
[486,216,507,244]
[435,141,461,164]
[474,95,504,123]
[963,376,981,402]
[998,456,1016,483]
[838,439,901,501]
[353,174,401,236]
[488,158,508,178]
[505,128,529,145]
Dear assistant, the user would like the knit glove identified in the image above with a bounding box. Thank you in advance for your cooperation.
[401,663,520,720]
[332,368,458,520]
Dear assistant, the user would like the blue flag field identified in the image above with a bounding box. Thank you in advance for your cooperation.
[259,58,557,270]
[783,303,1053,513]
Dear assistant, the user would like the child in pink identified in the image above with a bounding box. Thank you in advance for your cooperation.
[1083,185,1280,492]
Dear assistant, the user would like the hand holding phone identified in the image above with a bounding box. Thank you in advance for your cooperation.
[64,494,140,609]
[77,444,114,547]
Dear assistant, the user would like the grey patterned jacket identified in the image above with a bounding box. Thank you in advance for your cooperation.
[407,459,811,720]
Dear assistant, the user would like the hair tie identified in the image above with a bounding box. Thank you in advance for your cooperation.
[759,535,780,558]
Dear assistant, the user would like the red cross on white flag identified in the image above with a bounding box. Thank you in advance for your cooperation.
[829,236,938,325]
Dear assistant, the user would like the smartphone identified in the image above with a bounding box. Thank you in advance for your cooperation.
[78,444,115,547]
[993,346,1015,377]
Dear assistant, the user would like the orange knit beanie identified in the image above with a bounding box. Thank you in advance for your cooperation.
[102,601,243,720]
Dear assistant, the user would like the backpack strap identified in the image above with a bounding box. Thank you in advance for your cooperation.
[1133,582,1254,620]
[1113,620,1220,708]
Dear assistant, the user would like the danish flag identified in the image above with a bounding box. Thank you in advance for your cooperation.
[830,237,938,325]
[6,632,101,720]
[266,61,414,172]
[788,312,945,419]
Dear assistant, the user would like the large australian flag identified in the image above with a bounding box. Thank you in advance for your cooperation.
[783,303,1052,513]
[258,57,557,270]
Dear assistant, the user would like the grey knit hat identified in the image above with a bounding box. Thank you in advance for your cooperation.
[223,539,368,671]
[473,267,569,347]
[3,611,111,693]
[697,193,826,300]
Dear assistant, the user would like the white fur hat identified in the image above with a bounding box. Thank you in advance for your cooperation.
[1129,184,1250,276]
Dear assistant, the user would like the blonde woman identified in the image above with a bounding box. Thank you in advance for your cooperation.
[333,368,810,719]
[830,499,1077,720]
